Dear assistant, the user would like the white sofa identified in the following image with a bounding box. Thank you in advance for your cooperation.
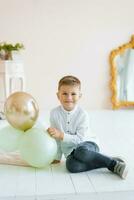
[0,110,134,200]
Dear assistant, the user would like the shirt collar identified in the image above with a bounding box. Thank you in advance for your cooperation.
[60,105,78,115]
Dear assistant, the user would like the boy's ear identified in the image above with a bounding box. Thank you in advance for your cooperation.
[57,92,59,99]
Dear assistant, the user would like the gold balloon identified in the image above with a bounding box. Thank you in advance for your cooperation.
[4,92,39,131]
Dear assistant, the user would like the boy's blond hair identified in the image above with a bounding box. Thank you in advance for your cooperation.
[58,75,81,90]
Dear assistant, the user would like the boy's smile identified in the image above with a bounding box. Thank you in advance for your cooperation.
[57,85,82,111]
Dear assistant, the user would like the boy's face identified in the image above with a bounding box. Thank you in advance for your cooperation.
[57,85,82,111]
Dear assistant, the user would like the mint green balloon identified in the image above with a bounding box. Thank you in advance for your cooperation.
[0,125,23,152]
[19,128,57,168]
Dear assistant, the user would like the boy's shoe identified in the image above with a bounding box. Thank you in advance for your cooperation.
[112,156,126,163]
[113,157,128,179]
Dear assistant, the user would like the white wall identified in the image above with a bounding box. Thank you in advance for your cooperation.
[0,0,134,111]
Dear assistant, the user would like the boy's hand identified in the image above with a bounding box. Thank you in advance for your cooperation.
[51,160,60,164]
[47,127,64,140]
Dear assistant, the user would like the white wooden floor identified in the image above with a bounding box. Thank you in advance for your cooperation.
[0,110,134,200]
[0,161,134,200]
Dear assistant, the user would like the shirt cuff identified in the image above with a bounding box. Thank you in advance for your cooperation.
[63,133,74,143]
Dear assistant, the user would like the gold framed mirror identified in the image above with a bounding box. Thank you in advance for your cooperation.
[110,35,134,109]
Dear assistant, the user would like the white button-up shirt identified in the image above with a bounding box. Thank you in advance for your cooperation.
[50,105,96,160]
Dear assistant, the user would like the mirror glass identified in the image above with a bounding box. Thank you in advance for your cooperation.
[110,35,134,109]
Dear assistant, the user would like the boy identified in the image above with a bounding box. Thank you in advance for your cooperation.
[47,75,128,178]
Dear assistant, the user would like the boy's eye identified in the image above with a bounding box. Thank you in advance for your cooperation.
[62,93,76,96]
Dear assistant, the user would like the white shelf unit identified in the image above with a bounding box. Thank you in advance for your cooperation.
[0,60,25,111]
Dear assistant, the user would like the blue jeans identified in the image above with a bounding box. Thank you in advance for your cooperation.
[66,141,116,173]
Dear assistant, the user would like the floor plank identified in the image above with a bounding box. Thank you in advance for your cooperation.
[16,166,36,197]
[0,165,18,197]
[36,165,54,195]
[51,162,75,195]
[70,171,95,193]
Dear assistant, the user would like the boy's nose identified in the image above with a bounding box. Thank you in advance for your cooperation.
[67,95,72,100]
